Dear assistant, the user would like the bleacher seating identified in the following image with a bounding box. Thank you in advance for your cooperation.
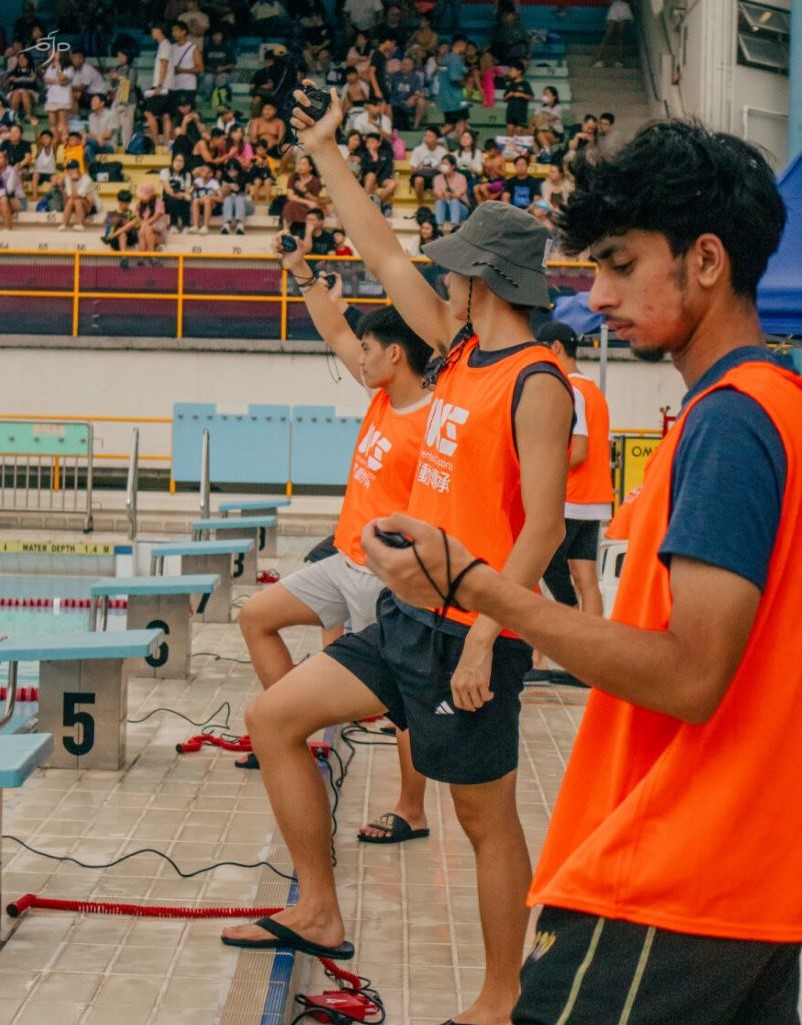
[0,5,622,254]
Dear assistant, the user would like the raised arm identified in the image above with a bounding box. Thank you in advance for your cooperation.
[290,87,459,354]
[275,233,364,383]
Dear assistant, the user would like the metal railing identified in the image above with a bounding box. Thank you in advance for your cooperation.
[0,251,596,342]
[125,428,140,540]
[0,415,171,473]
[0,664,18,729]
[199,429,210,520]
[0,419,94,532]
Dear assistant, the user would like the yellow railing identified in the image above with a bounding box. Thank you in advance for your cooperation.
[0,250,596,342]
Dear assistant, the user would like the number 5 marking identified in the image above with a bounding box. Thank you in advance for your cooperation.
[63,692,96,756]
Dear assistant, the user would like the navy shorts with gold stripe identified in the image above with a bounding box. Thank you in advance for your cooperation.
[514,906,801,1025]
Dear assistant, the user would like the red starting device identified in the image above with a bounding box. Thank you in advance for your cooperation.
[301,990,382,1023]
[256,569,281,584]
[176,734,253,754]
[308,741,331,759]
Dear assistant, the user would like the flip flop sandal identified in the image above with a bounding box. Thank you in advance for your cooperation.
[357,812,430,845]
[221,916,355,959]
[235,752,260,770]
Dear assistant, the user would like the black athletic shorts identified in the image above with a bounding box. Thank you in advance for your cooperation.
[143,93,170,117]
[514,906,801,1025]
[561,518,600,561]
[326,589,532,785]
[541,519,601,607]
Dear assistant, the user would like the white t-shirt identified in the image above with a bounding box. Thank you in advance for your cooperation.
[192,176,220,198]
[159,167,192,193]
[152,38,175,91]
[171,42,199,90]
[44,64,75,108]
[455,148,483,175]
[34,145,56,174]
[65,173,98,203]
[0,165,22,200]
[72,62,106,95]
[410,142,448,170]
[87,107,119,142]
[565,375,613,521]
[352,111,392,138]
[343,0,383,30]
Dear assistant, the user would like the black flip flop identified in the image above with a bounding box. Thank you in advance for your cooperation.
[221,916,355,960]
[235,752,260,770]
[358,812,430,845]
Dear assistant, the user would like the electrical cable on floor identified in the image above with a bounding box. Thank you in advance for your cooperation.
[127,700,233,731]
[190,652,252,663]
[1,835,297,881]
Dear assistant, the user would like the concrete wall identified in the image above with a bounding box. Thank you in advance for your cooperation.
[639,0,790,169]
[0,347,686,469]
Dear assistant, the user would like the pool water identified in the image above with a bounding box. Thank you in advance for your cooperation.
[0,579,127,686]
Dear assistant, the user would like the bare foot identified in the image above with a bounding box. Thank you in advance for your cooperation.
[451,999,513,1025]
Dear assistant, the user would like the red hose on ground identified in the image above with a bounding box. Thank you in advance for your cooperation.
[8,895,371,994]
[6,894,283,919]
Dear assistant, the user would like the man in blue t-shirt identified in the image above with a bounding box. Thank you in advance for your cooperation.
[362,120,800,1025]
[437,35,469,139]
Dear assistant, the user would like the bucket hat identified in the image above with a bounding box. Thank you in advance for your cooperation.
[422,200,551,307]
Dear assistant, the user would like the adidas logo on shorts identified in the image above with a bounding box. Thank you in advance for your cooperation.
[434,700,455,715]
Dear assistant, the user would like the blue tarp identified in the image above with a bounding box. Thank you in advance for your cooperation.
[552,292,605,335]
[758,153,802,336]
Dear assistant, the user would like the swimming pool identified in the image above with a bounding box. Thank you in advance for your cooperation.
[0,576,126,687]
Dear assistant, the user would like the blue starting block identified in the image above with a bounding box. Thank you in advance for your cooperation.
[191,516,277,583]
[0,629,164,770]
[91,575,219,680]
[150,539,254,623]
[218,498,290,557]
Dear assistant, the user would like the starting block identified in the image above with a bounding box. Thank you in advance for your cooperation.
[191,516,277,584]
[217,498,290,558]
[90,575,219,679]
[0,629,164,770]
[150,539,254,623]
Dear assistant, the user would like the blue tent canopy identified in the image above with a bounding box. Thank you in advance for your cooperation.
[758,153,802,336]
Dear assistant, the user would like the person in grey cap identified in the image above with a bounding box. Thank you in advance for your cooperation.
[223,87,574,1025]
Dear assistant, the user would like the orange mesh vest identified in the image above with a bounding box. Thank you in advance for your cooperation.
[604,485,643,540]
[527,360,802,941]
[407,335,567,628]
[567,374,614,506]
[334,390,430,565]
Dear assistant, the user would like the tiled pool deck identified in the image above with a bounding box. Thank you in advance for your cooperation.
[6,532,785,1025]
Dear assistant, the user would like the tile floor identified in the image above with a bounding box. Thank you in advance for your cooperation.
[0,535,592,1025]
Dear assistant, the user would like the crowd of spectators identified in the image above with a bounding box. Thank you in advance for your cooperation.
[0,0,627,250]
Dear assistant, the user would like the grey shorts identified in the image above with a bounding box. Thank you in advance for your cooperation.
[280,551,384,633]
